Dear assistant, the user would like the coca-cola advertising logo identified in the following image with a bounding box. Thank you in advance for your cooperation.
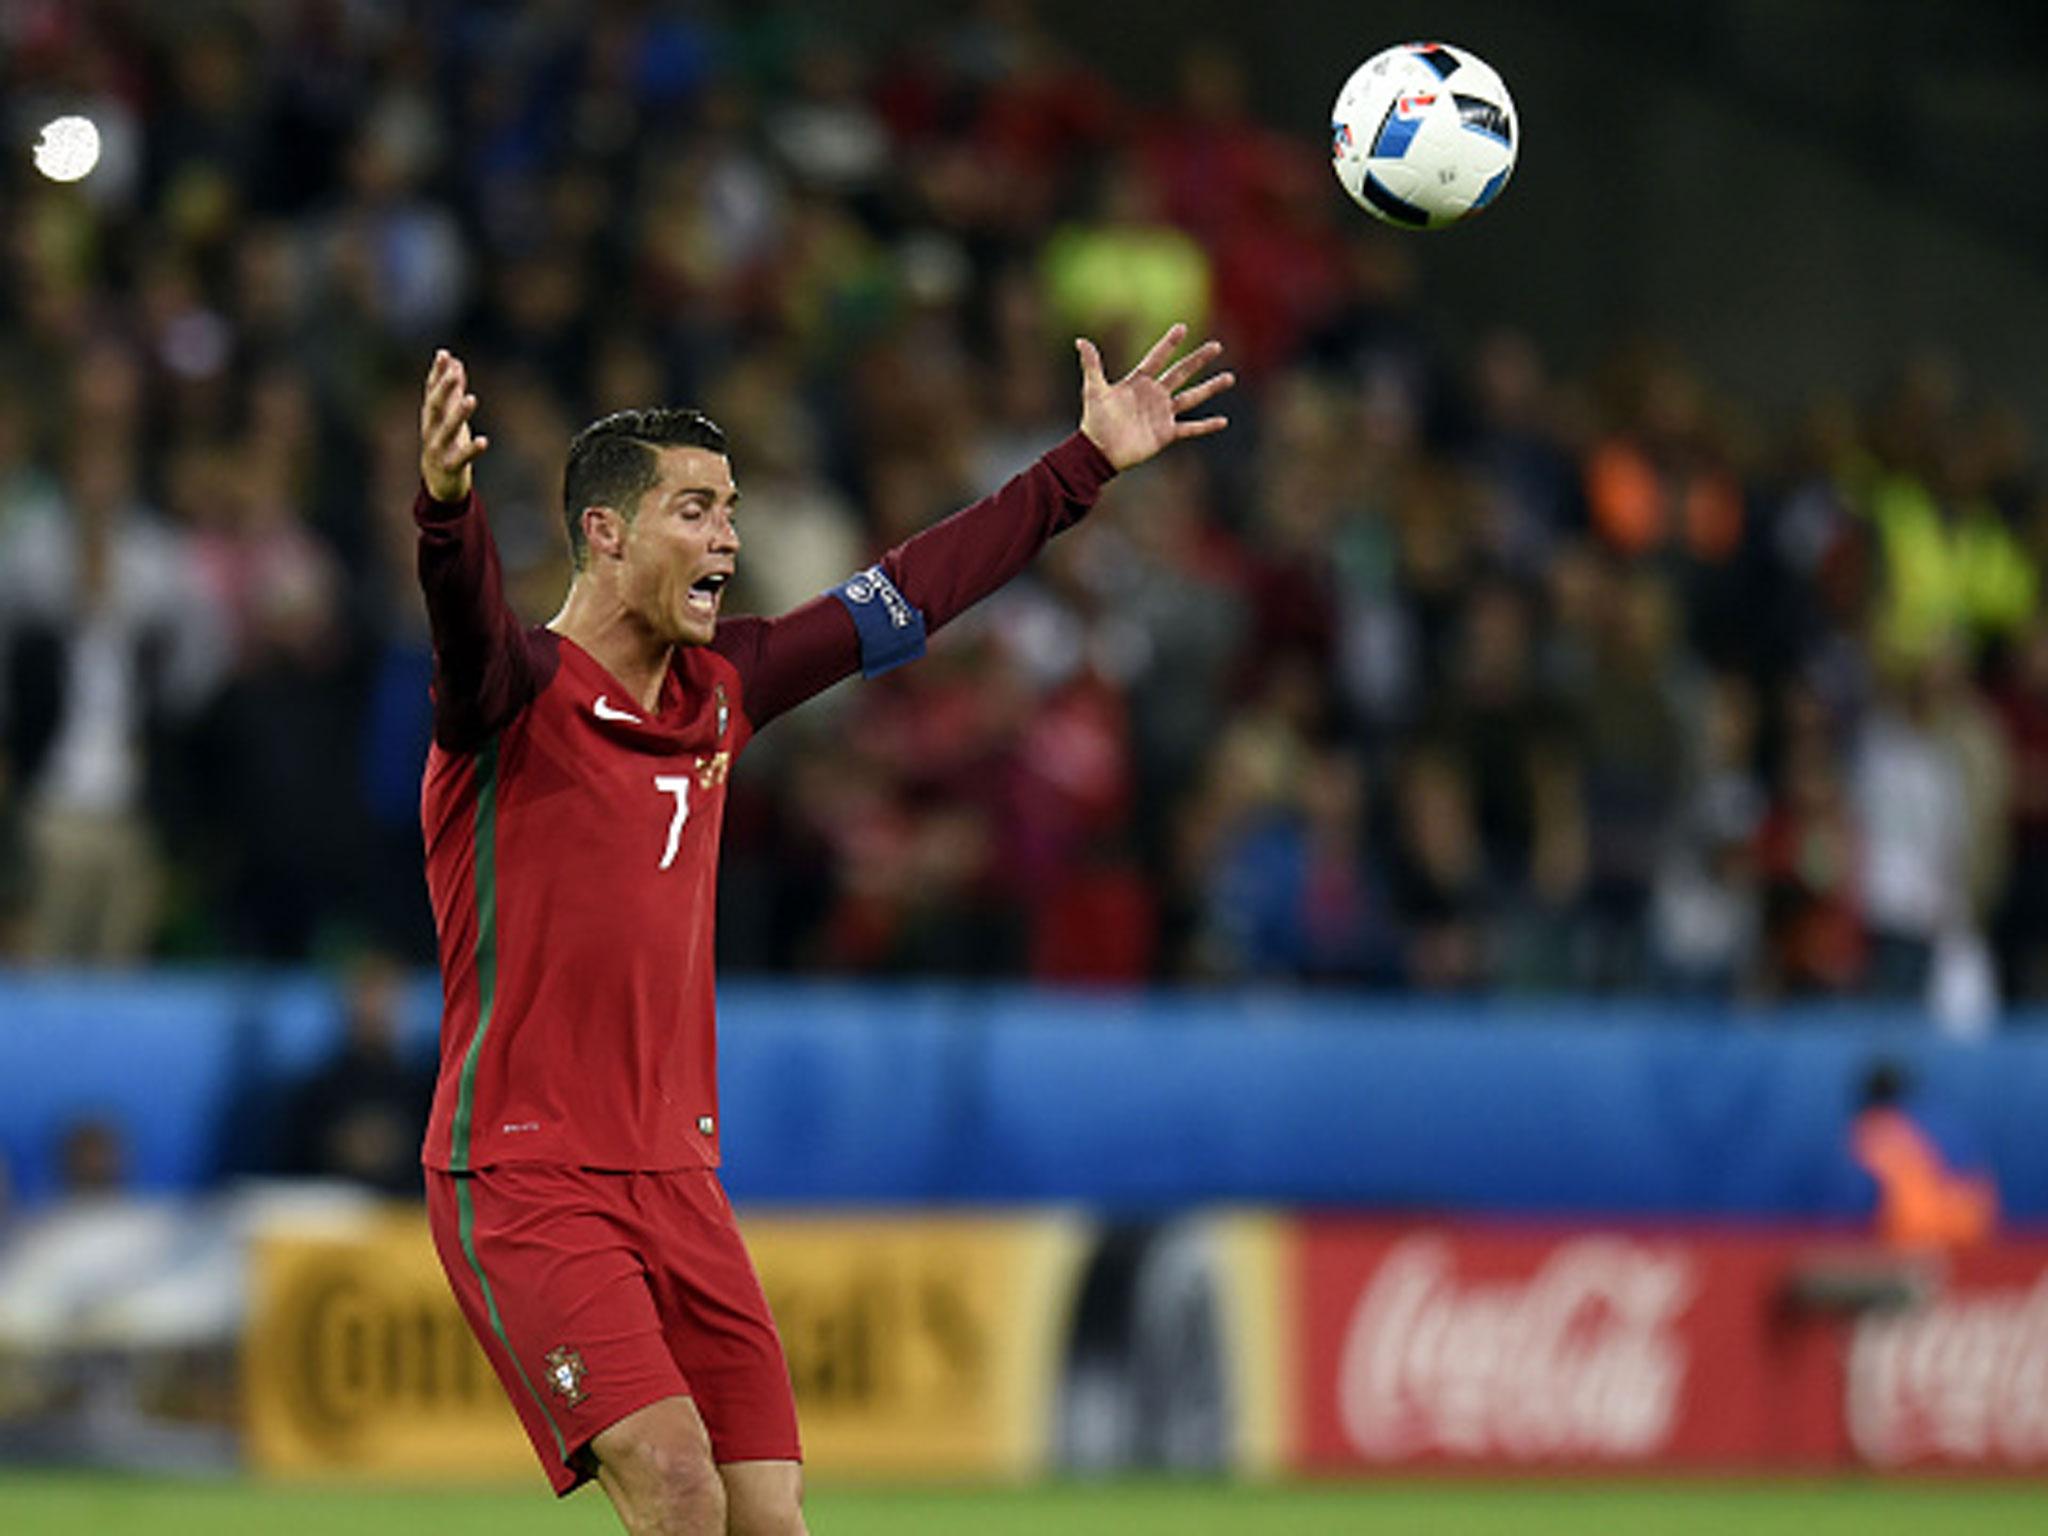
[1848,1270,2048,1466]
[1336,1235,1694,1461]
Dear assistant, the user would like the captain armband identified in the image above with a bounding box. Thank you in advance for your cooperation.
[829,564,927,677]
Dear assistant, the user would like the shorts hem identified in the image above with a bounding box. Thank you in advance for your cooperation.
[710,1443,805,1467]
[547,1459,592,1498]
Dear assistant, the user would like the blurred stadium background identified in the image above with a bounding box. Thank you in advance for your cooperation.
[4,0,2048,1530]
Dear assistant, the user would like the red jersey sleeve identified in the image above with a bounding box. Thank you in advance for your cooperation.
[712,431,1117,731]
[414,485,552,752]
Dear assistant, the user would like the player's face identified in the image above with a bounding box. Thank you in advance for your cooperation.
[619,446,740,646]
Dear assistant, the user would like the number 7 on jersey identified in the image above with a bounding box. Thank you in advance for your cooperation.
[654,775,692,870]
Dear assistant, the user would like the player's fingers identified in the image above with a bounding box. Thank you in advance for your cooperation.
[1159,339,1223,393]
[430,350,463,395]
[1075,337,1108,392]
[424,364,464,426]
[459,433,490,464]
[429,386,479,444]
[421,357,447,423]
[1173,371,1236,414]
[422,397,458,451]
[1174,414,1229,440]
[1124,321,1188,383]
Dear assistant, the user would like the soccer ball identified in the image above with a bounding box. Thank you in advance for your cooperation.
[1331,42,1517,229]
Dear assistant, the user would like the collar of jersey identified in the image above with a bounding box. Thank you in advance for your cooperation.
[548,628,687,732]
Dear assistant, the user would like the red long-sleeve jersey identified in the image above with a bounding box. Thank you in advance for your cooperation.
[417,433,1116,1172]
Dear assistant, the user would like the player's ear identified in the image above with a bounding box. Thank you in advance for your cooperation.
[582,504,626,560]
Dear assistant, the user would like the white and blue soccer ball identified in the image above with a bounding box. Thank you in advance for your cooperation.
[1331,42,1517,229]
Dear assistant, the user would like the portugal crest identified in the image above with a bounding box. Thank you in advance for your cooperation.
[544,1345,588,1406]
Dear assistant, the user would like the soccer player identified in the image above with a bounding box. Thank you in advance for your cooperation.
[413,324,1232,1536]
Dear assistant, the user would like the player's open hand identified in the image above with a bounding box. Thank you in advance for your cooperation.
[420,348,490,503]
[1076,323,1233,472]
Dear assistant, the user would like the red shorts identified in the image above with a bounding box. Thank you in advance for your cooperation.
[425,1164,800,1495]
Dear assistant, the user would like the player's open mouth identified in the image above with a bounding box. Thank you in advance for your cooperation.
[686,572,728,615]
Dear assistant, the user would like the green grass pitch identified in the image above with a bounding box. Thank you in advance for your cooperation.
[4,1471,2046,1535]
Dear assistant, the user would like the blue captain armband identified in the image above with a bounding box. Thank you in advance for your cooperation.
[830,564,927,677]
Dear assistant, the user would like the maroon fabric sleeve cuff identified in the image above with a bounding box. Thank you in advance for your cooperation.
[414,483,476,525]
[1043,432,1118,512]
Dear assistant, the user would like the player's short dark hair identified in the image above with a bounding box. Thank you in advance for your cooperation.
[561,408,728,570]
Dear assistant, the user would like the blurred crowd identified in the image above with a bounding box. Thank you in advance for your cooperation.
[3,0,2047,1016]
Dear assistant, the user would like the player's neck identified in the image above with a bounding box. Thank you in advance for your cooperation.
[548,582,672,713]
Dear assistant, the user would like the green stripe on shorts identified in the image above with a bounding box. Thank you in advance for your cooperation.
[455,1174,568,1461]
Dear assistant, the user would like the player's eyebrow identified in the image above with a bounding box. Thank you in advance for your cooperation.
[672,483,740,506]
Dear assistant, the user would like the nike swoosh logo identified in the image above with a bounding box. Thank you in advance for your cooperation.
[592,695,643,724]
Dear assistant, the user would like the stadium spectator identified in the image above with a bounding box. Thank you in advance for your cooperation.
[1849,1058,1999,1252]
[186,506,363,960]
[707,356,863,620]
[1851,646,1980,1002]
[1459,328,1582,575]
[1043,156,1211,368]
[53,1115,127,1199]
[1992,616,2048,998]
[1755,691,1866,997]
[0,430,227,962]
[277,952,431,1196]
[1388,745,1491,991]
[1864,381,2037,665]
[1139,44,1345,376]
[1649,672,1764,997]
[1564,569,1688,990]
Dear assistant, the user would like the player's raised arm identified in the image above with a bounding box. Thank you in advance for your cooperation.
[715,323,1233,731]
[413,350,538,751]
